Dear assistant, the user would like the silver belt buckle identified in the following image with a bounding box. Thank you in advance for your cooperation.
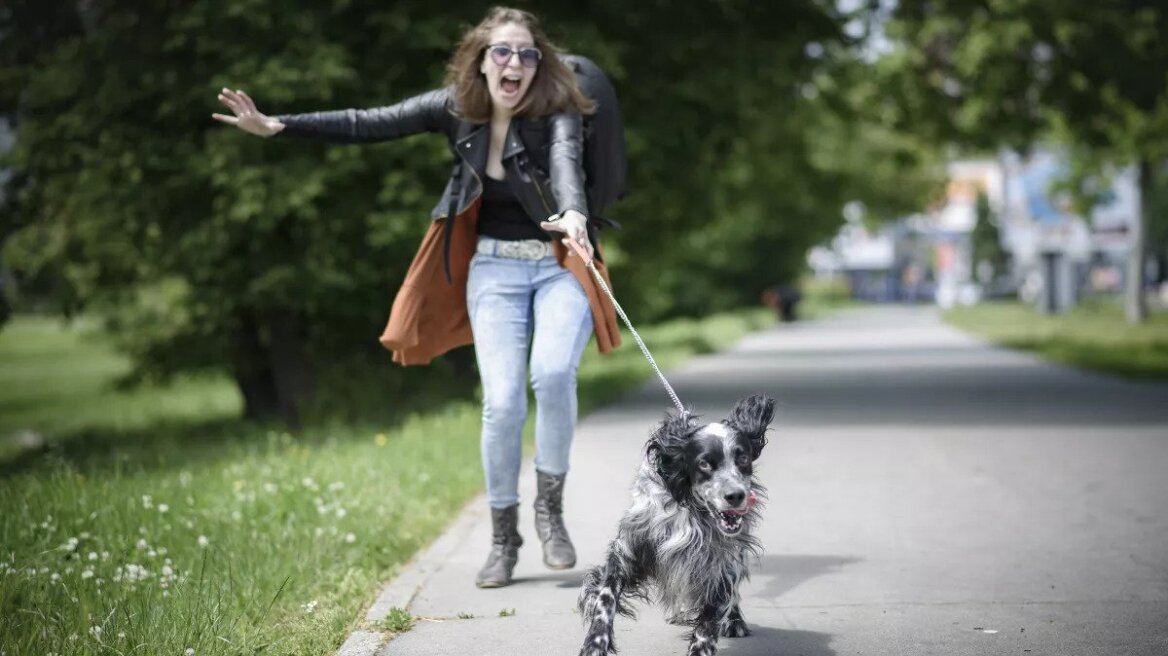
[499,239,548,260]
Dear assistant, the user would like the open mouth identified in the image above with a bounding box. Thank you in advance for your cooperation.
[713,491,757,535]
[500,75,522,95]
[717,508,747,534]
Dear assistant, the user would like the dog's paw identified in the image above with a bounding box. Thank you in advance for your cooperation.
[721,617,751,638]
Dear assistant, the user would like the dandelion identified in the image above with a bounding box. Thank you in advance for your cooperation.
[101,551,110,561]
[136,539,148,550]
[335,508,347,519]
[197,535,209,548]
[185,648,195,656]
[81,569,94,580]
[88,552,97,561]
[51,573,61,582]
[158,504,169,513]
[158,547,168,556]
[62,537,79,552]
[142,495,153,510]
[345,533,356,544]
[301,600,318,614]
[89,625,102,639]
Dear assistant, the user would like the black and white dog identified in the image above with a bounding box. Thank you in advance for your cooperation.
[578,395,775,656]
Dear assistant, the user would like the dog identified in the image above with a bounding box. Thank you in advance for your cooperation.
[577,395,775,656]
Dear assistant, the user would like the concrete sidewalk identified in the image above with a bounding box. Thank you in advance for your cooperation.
[343,306,1168,656]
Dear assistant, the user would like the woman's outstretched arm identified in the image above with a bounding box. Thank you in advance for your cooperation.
[213,87,453,143]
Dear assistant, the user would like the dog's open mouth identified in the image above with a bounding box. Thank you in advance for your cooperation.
[714,492,757,535]
[717,508,747,534]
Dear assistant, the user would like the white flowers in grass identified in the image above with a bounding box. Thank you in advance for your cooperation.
[345,533,356,544]
[61,537,79,552]
[81,569,93,580]
[89,625,102,639]
[301,600,318,614]
[113,564,150,583]
[142,495,153,510]
[185,648,195,656]
[197,535,209,548]
[158,503,169,513]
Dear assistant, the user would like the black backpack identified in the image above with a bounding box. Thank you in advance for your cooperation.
[562,54,627,220]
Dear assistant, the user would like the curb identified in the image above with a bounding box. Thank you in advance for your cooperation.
[333,494,486,656]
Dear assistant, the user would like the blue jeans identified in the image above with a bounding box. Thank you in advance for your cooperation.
[467,244,594,509]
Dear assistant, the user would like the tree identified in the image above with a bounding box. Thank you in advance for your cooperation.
[886,0,1168,322]
[0,1,943,426]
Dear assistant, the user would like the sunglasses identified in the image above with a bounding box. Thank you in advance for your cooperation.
[486,44,542,69]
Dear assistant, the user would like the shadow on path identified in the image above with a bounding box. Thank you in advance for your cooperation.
[721,626,837,656]
[752,554,862,601]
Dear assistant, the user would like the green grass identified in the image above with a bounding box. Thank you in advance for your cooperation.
[943,299,1168,380]
[0,307,772,656]
[0,316,241,460]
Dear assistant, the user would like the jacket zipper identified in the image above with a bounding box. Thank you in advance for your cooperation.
[530,166,555,218]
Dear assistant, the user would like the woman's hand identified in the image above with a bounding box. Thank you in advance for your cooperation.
[540,210,594,261]
[212,88,284,137]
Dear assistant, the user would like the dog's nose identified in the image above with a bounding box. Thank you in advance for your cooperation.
[724,489,746,507]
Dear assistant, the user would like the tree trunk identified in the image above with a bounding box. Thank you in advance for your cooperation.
[228,309,317,428]
[1127,159,1150,323]
[265,308,316,430]
[231,311,281,421]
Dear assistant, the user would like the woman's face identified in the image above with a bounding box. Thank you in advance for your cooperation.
[480,22,539,115]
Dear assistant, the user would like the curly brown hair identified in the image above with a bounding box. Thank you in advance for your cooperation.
[444,6,595,122]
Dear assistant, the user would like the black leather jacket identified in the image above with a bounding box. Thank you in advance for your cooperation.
[275,88,600,274]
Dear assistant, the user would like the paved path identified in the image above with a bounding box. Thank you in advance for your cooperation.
[348,306,1168,656]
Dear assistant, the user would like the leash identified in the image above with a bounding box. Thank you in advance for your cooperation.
[564,237,687,417]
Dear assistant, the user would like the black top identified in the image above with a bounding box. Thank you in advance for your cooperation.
[477,175,550,242]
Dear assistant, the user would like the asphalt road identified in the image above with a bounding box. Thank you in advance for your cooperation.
[365,306,1168,656]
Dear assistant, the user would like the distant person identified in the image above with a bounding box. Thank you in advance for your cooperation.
[212,6,623,589]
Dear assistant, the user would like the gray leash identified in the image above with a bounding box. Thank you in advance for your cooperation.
[565,238,687,417]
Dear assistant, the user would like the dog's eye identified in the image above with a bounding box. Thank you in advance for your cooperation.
[736,454,751,467]
[697,460,712,472]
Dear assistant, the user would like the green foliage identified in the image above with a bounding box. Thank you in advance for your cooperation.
[0,1,940,424]
[383,607,414,633]
[970,191,1007,278]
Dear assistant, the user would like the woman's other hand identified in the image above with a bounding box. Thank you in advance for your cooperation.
[212,88,284,137]
[540,210,594,261]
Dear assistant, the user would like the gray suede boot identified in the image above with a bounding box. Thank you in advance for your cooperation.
[533,471,576,570]
[475,504,523,588]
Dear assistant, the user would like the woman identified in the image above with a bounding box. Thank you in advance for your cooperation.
[213,6,620,588]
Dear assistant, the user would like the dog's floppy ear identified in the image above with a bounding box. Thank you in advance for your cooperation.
[646,410,697,504]
[724,395,775,460]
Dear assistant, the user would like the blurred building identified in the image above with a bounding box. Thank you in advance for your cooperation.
[809,150,1138,311]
